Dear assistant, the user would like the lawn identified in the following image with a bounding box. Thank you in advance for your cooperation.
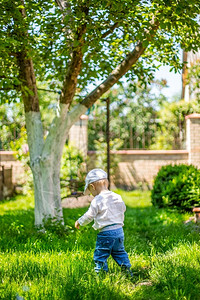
[0,190,200,300]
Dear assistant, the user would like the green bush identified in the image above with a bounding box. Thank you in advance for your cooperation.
[151,164,200,211]
[10,126,33,194]
[60,145,86,197]
[94,137,123,176]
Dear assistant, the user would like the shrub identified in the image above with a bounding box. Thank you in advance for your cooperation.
[94,137,123,176]
[151,164,200,211]
[60,145,86,197]
[10,126,33,194]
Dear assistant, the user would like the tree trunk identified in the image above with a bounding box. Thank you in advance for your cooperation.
[25,106,72,226]
[31,158,63,227]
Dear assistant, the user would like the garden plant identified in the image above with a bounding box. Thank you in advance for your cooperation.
[151,164,200,211]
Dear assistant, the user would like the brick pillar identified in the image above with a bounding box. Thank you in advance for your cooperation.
[69,115,88,158]
[186,114,200,168]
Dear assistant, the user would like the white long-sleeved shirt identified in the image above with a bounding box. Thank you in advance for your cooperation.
[77,190,126,230]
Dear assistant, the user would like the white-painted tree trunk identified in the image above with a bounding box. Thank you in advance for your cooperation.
[25,103,87,226]
[31,159,63,226]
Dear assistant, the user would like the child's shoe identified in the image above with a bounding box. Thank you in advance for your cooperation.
[121,265,133,278]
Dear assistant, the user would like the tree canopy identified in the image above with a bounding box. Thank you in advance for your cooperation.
[1,0,200,108]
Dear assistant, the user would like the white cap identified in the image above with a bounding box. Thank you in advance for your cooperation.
[84,168,107,195]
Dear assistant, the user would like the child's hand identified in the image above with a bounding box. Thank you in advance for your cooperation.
[75,221,80,229]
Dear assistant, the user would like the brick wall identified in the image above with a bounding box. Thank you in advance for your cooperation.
[0,166,13,200]
[77,113,200,190]
[186,114,200,168]
[1,114,200,193]
[0,151,25,185]
[68,115,88,158]
[114,150,189,189]
[88,150,189,189]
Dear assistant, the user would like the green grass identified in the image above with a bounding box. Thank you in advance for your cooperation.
[0,190,200,299]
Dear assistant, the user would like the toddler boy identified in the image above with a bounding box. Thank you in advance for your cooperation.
[75,168,132,275]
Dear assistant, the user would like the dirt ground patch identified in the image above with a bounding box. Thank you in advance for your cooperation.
[61,195,93,208]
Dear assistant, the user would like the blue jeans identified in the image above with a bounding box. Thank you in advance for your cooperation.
[93,227,131,273]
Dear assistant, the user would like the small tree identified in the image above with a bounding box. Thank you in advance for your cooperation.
[186,61,200,101]
[150,99,200,150]
[0,0,200,226]
[0,102,25,150]
[88,81,167,150]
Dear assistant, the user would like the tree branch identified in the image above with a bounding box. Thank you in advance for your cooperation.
[67,19,160,126]
[79,46,140,109]
[59,5,89,106]
[101,22,119,39]
[80,23,159,109]
[55,0,69,10]
[0,75,16,79]
[13,1,40,113]
[43,1,89,155]
[56,5,118,108]
[37,88,60,94]
[0,87,14,91]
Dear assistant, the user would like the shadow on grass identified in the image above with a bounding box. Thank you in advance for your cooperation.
[1,204,200,300]
[124,205,199,255]
[0,204,198,256]
[0,206,98,253]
